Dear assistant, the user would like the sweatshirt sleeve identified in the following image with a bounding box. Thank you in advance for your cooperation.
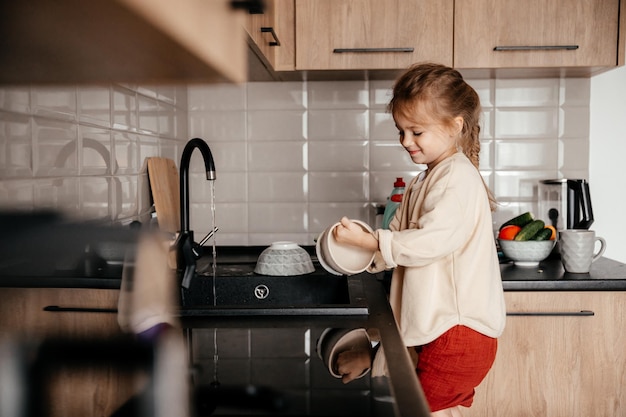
[378,158,484,269]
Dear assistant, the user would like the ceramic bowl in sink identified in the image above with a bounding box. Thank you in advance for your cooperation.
[254,241,315,276]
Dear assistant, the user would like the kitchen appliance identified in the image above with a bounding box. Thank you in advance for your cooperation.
[538,179,594,231]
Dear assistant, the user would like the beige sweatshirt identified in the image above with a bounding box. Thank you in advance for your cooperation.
[372,152,506,347]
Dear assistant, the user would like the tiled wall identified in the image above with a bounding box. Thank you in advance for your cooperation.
[188,77,590,246]
[0,77,590,246]
[0,84,188,224]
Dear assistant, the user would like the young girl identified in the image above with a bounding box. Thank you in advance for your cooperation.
[333,63,506,417]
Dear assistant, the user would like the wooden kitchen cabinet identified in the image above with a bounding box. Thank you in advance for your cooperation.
[0,287,121,338]
[0,0,247,85]
[245,0,296,72]
[0,287,136,417]
[294,0,453,70]
[455,0,625,73]
[466,291,626,417]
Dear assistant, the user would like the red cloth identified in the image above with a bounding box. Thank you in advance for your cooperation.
[415,325,497,412]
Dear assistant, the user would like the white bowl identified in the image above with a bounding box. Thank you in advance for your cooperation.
[316,328,372,379]
[315,231,342,276]
[498,239,557,267]
[254,241,315,276]
[316,219,376,276]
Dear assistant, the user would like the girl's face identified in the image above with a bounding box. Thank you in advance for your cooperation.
[393,109,463,171]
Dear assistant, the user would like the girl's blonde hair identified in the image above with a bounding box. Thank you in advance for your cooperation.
[388,62,497,210]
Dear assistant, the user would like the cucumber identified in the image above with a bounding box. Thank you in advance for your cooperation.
[531,227,553,241]
[500,212,534,230]
[514,220,545,241]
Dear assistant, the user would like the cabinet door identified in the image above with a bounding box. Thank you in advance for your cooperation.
[0,288,135,417]
[1,0,247,84]
[245,0,295,71]
[455,0,620,69]
[0,288,121,338]
[295,0,453,70]
[466,292,626,417]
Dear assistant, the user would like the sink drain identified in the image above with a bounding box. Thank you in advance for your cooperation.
[254,284,270,300]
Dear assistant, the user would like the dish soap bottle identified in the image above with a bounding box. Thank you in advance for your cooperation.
[382,177,405,229]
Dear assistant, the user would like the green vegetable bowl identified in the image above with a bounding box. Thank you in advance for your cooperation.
[498,239,557,267]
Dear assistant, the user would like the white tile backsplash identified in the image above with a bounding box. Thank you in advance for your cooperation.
[78,86,111,128]
[248,82,304,110]
[308,109,369,140]
[247,110,305,141]
[0,84,188,224]
[0,76,591,243]
[308,141,368,171]
[494,139,559,170]
[80,126,112,175]
[495,78,559,107]
[32,87,77,121]
[0,112,32,178]
[495,108,558,138]
[248,173,306,202]
[247,141,306,172]
[308,80,369,109]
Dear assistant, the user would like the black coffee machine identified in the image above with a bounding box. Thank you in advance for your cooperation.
[538,179,594,231]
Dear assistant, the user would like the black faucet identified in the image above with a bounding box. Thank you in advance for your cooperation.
[177,138,216,289]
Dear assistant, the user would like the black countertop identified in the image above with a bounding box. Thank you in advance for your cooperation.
[2,244,626,291]
[180,272,431,417]
[499,256,626,291]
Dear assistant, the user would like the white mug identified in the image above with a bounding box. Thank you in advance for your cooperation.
[559,229,606,273]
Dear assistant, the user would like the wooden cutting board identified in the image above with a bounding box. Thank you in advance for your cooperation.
[147,157,180,234]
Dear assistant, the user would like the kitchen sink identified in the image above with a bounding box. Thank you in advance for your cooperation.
[178,262,369,317]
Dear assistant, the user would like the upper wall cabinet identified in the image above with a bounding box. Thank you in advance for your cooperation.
[0,0,247,85]
[245,0,295,73]
[455,0,625,73]
[294,0,454,71]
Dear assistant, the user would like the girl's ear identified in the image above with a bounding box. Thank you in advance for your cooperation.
[452,116,464,136]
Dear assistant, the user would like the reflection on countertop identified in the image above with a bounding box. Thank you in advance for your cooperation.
[180,272,431,417]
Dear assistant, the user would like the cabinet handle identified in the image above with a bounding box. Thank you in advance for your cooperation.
[494,45,579,51]
[230,0,264,14]
[507,310,594,317]
[43,305,117,313]
[260,27,281,46]
[333,47,415,53]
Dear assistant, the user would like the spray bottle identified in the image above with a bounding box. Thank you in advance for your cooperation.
[382,177,405,229]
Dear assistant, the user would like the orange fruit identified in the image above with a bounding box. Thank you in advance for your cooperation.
[498,225,522,240]
[545,225,557,240]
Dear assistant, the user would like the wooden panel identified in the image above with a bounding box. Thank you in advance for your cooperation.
[147,157,180,234]
[0,287,138,417]
[0,0,246,85]
[0,287,121,338]
[466,291,626,417]
[295,0,453,70]
[455,0,620,69]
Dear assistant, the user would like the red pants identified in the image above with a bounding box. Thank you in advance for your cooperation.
[415,325,497,412]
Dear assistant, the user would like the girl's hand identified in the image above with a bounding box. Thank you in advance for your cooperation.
[335,347,372,384]
[333,217,379,252]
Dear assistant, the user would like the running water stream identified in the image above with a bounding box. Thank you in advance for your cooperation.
[210,181,217,307]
